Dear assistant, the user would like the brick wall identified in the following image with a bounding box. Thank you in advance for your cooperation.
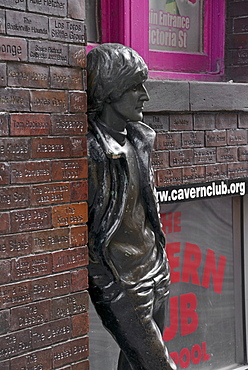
[0,1,89,369]
[145,112,248,187]
[226,0,248,82]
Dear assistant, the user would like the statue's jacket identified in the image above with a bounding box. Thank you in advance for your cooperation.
[88,117,169,283]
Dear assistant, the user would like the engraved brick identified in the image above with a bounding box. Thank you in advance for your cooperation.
[52,202,88,227]
[0,10,5,34]
[10,113,51,136]
[31,182,70,206]
[216,113,238,129]
[8,63,49,88]
[217,147,238,162]
[72,312,89,337]
[32,137,70,158]
[151,151,169,169]
[6,10,48,39]
[156,168,182,186]
[229,49,248,66]
[183,165,206,183]
[0,310,10,335]
[30,90,68,113]
[206,164,228,181]
[194,113,215,130]
[71,268,88,292]
[0,280,32,309]
[68,0,85,20]
[0,186,30,210]
[0,36,27,61]
[182,131,204,148]
[51,158,87,181]
[12,252,52,281]
[10,348,52,370]
[69,45,86,68]
[228,162,248,178]
[0,63,6,86]
[0,329,32,360]
[31,318,71,349]
[51,113,87,135]
[11,300,50,331]
[50,18,86,44]
[227,129,247,145]
[144,114,169,132]
[238,146,248,161]
[194,148,216,164]
[51,291,89,320]
[154,132,181,150]
[0,260,11,284]
[50,66,83,90]
[0,138,30,161]
[0,0,26,10]
[53,246,88,273]
[72,360,89,370]
[70,225,88,247]
[0,162,10,185]
[205,130,226,147]
[70,181,88,202]
[0,88,29,111]
[0,360,9,370]
[69,136,87,157]
[239,112,248,128]
[0,212,10,234]
[0,233,32,259]
[32,273,71,301]
[170,114,193,130]
[10,207,52,233]
[70,91,87,113]
[233,16,248,34]
[11,161,51,184]
[29,40,68,65]
[28,0,67,17]
[32,228,70,253]
[52,337,89,368]
[0,114,8,136]
[170,149,193,167]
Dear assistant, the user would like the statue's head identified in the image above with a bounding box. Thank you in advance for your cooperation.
[87,43,148,117]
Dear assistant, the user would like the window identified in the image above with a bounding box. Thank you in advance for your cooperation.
[86,0,225,81]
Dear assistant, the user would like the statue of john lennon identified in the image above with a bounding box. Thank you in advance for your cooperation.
[87,43,176,370]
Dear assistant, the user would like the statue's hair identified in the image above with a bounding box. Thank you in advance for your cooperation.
[87,43,148,116]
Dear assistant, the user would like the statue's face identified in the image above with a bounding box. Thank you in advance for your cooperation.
[110,83,149,123]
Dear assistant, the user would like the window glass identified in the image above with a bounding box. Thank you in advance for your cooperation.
[85,0,101,43]
[149,0,204,52]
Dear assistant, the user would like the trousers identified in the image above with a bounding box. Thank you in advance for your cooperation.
[89,264,176,370]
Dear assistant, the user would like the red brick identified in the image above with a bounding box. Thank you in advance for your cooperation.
[52,202,88,227]
[0,88,29,111]
[227,129,247,145]
[0,186,30,210]
[0,162,10,185]
[205,130,226,147]
[194,113,215,130]
[52,337,89,368]
[0,63,7,87]
[51,291,89,320]
[31,182,70,206]
[50,66,83,90]
[6,10,49,39]
[217,147,238,162]
[170,114,193,130]
[8,63,49,88]
[0,233,32,259]
[68,0,85,20]
[0,138,30,161]
[32,228,70,253]
[70,225,88,247]
[32,273,71,301]
[0,329,32,360]
[10,348,52,370]
[0,114,9,136]
[31,318,71,349]
[151,151,169,169]
[30,90,68,113]
[206,164,228,181]
[233,16,248,33]
[0,260,11,284]
[0,359,9,370]
[239,112,248,128]
[71,268,88,292]
[69,45,86,68]
[29,40,68,65]
[51,113,87,136]
[72,360,90,370]
[170,149,193,167]
[154,132,181,150]
[12,252,52,281]
[0,310,10,334]
[228,33,248,49]
[182,131,204,148]
[238,145,248,161]
[156,168,182,186]
[31,137,70,159]
[53,246,88,273]
[51,158,87,181]
[27,0,66,16]
[194,148,217,165]
[70,181,88,202]
[228,162,248,178]
[10,207,52,233]
[0,36,27,61]
[0,280,32,309]
[216,113,238,129]
[144,113,169,132]
[69,91,87,112]
[11,161,51,184]
[0,212,10,234]
[72,312,89,337]
[10,113,51,136]
[229,1,248,17]
[11,300,51,331]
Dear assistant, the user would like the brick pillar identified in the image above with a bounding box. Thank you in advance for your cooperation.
[0,1,89,369]
[226,0,248,82]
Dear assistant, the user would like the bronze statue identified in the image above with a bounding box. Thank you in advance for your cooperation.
[87,43,176,370]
